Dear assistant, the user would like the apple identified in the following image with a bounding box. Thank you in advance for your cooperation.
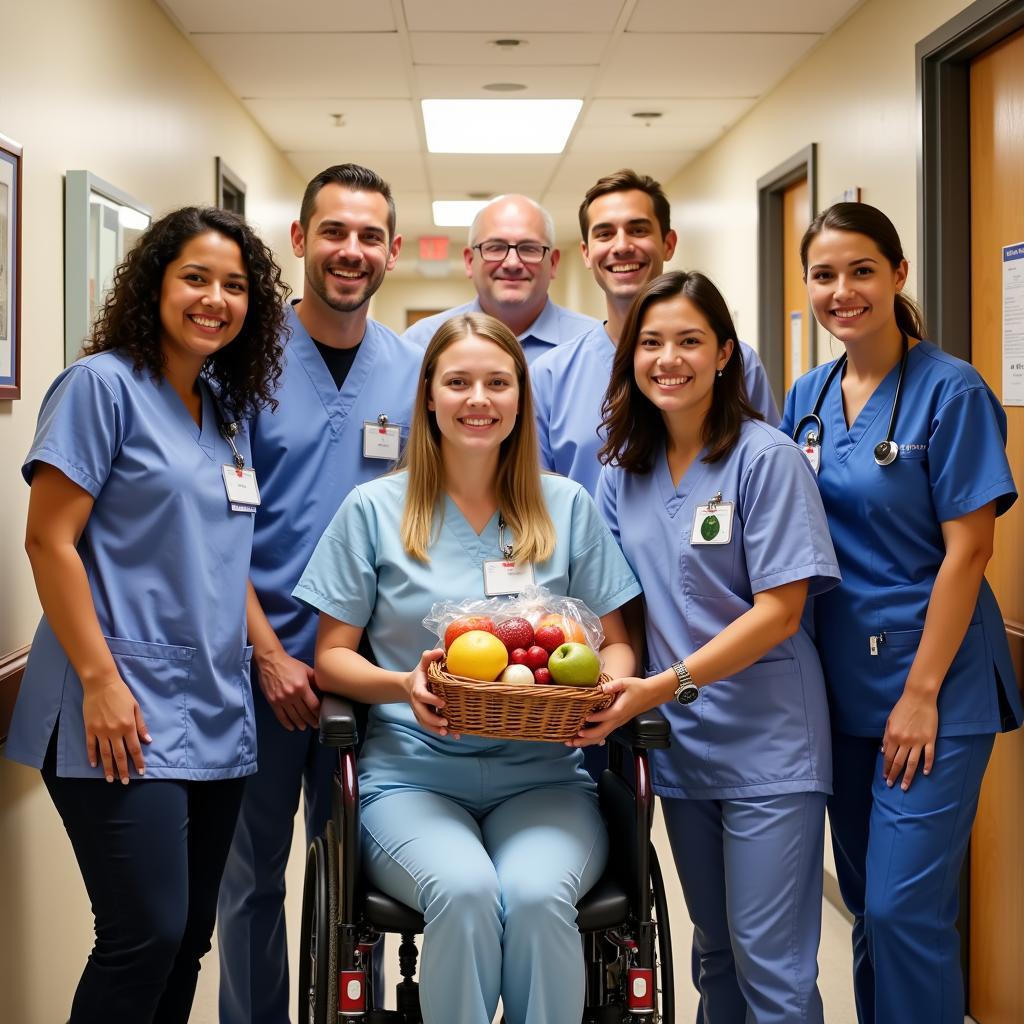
[446,630,508,681]
[533,667,552,685]
[493,617,534,654]
[510,648,531,666]
[444,615,495,651]
[533,624,565,654]
[500,664,535,685]
[535,612,587,646]
[523,646,549,671]
[547,642,601,687]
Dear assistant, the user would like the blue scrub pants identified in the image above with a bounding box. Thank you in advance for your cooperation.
[829,731,993,1024]
[661,792,827,1024]
[361,783,608,1024]
[42,732,245,1024]
[217,683,337,1024]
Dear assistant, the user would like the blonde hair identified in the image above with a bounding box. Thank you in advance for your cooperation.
[399,313,556,564]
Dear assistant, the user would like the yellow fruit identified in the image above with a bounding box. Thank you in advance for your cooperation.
[446,630,509,681]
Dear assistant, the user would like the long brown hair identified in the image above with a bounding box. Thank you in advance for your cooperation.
[599,271,761,473]
[800,202,925,339]
[399,313,555,564]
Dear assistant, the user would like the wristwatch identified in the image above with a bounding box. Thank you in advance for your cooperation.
[671,660,699,705]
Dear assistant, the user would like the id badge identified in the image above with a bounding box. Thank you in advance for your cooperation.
[363,420,402,460]
[222,465,261,513]
[801,441,821,474]
[690,501,734,545]
[482,559,535,596]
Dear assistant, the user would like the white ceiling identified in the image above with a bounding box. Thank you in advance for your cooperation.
[157,0,863,274]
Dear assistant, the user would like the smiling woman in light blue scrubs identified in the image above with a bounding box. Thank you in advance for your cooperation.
[294,312,640,1024]
[781,203,1022,1024]
[5,207,288,1024]
[588,271,840,1023]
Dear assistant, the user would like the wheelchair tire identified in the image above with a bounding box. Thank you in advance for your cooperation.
[298,832,339,1024]
[650,845,674,1024]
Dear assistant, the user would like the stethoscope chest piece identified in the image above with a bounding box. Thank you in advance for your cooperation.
[873,440,899,466]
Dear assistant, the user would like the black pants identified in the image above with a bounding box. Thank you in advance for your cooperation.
[42,732,245,1024]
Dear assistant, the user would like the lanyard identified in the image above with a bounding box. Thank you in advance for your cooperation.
[497,515,514,559]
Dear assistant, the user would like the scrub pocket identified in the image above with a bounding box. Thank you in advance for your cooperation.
[104,636,195,769]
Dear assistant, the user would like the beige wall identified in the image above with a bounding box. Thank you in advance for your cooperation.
[661,0,970,360]
[0,2,304,1020]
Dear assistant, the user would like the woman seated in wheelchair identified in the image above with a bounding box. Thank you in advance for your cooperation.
[293,311,641,1024]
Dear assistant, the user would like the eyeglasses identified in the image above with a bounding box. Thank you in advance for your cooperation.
[473,241,551,264]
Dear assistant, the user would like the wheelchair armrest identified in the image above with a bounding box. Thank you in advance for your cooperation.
[607,706,670,750]
[319,694,359,749]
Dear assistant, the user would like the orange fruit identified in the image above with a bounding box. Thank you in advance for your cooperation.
[446,630,509,681]
[535,613,587,646]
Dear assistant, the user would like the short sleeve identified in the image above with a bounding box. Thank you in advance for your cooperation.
[741,344,780,427]
[929,386,1016,521]
[565,484,641,616]
[531,358,555,470]
[22,365,124,496]
[292,489,379,627]
[739,441,841,597]
[594,465,621,545]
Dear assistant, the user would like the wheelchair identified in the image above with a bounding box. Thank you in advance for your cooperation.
[298,694,675,1023]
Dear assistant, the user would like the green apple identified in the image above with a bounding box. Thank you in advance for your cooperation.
[547,642,601,687]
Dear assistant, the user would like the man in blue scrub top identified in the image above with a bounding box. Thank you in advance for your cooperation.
[217,164,422,1024]
[532,169,779,497]
[402,194,598,365]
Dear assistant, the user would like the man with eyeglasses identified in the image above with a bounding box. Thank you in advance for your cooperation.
[401,194,598,364]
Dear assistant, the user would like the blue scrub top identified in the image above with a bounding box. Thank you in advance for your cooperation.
[597,420,840,800]
[533,324,780,496]
[7,352,256,779]
[293,471,642,806]
[781,340,1022,737]
[401,297,598,366]
[249,304,421,664]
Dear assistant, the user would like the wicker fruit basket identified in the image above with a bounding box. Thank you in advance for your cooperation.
[427,660,614,742]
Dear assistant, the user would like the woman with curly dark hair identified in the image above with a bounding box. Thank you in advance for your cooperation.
[4,206,289,1023]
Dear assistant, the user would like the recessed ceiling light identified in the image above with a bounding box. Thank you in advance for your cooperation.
[490,38,527,48]
[632,111,663,120]
[422,99,583,154]
[466,191,493,201]
[432,200,490,227]
[483,82,528,92]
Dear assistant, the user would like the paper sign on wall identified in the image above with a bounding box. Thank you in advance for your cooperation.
[1003,243,1024,407]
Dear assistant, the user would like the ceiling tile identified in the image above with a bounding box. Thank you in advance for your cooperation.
[627,0,860,35]
[402,0,627,33]
[426,155,559,197]
[287,151,429,192]
[189,33,408,98]
[599,33,819,97]
[244,99,419,153]
[545,151,688,197]
[416,65,596,98]
[158,0,396,33]
[409,32,608,66]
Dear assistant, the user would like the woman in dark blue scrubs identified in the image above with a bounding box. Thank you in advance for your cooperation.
[781,202,1022,1024]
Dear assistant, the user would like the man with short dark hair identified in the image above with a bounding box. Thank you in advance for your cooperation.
[217,164,421,1024]
[403,193,597,364]
[532,169,778,496]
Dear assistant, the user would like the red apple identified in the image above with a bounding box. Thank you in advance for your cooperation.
[444,615,495,651]
[510,648,531,666]
[533,667,552,685]
[493,617,534,654]
[533,624,565,654]
[523,646,549,671]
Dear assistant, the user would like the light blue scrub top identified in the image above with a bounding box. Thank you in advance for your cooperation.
[249,304,421,664]
[781,340,1022,737]
[597,420,840,800]
[401,297,598,366]
[293,471,642,807]
[533,324,781,496]
[7,352,256,780]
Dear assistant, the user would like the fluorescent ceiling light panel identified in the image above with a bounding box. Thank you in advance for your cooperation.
[422,99,583,154]
[432,200,489,227]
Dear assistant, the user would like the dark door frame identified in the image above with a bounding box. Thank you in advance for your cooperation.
[917,0,1024,360]
[756,144,817,408]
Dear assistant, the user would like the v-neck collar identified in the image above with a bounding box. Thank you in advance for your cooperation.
[156,371,218,460]
[441,494,502,558]
[826,350,904,463]
[655,439,710,517]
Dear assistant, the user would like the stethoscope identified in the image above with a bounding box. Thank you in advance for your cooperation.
[792,331,908,469]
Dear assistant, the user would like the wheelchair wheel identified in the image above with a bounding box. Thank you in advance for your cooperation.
[650,845,674,1024]
[298,824,339,1024]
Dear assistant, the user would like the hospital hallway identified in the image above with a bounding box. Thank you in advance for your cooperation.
[188,805,870,1023]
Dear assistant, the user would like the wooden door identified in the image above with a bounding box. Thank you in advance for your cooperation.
[968,26,1024,1023]
[782,178,810,390]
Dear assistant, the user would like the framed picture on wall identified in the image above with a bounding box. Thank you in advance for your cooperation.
[216,158,246,217]
[64,171,151,366]
[0,132,22,401]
